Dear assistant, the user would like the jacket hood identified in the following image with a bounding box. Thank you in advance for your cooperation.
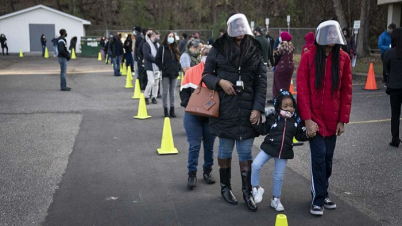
[304,32,315,46]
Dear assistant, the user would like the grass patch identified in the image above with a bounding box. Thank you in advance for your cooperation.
[293,54,383,76]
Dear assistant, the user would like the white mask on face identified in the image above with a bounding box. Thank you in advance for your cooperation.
[167,37,175,44]
[201,56,207,63]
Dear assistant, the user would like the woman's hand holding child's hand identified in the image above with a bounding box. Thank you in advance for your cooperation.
[250,110,261,125]
[305,119,319,138]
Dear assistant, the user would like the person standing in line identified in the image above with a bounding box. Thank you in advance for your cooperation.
[124,34,134,75]
[297,20,352,216]
[155,31,181,118]
[180,39,203,74]
[265,32,275,68]
[0,34,8,55]
[301,32,315,56]
[41,34,46,57]
[180,45,216,189]
[202,13,267,212]
[384,28,402,147]
[51,35,58,57]
[110,33,124,76]
[69,36,77,53]
[100,36,106,60]
[143,31,161,105]
[254,26,270,70]
[341,28,356,59]
[57,29,71,91]
[379,23,396,85]
[178,33,188,54]
[133,26,143,80]
[272,31,295,98]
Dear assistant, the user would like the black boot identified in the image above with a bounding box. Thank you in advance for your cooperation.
[152,98,158,104]
[164,107,169,117]
[203,168,215,184]
[239,160,258,212]
[218,158,238,205]
[390,138,401,147]
[187,171,197,189]
[145,98,150,105]
[170,107,176,118]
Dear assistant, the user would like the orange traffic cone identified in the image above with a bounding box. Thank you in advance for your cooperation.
[157,117,178,155]
[133,93,151,119]
[289,79,296,94]
[363,63,379,90]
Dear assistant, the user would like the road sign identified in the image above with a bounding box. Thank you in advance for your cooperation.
[353,20,361,29]
[287,15,290,23]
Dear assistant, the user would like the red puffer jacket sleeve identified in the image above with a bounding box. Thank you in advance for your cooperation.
[296,49,312,121]
[338,52,352,123]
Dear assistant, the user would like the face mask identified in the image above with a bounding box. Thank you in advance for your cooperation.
[167,37,175,44]
[155,38,159,42]
[194,50,199,55]
[201,56,207,63]
[279,109,294,118]
[133,31,137,35]
[65,33,68,37]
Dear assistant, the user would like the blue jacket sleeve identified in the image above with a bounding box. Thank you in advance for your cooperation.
[378,32,390,53]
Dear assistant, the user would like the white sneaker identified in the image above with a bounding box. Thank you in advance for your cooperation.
[271,197,284,211]
[132,72,135,76]
[252,187,264,203]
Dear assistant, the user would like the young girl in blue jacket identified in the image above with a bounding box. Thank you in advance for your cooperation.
[251,90,315,211]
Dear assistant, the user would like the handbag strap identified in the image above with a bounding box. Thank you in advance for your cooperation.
[162,46,165,64]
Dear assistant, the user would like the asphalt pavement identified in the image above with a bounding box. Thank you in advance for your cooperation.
[0,55,399,226]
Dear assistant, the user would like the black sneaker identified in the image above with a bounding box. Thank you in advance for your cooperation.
[203,171,216,184]
[145,98,150,105]
[151,98,158,104]
[324,198,337,209]
[60,87,71,91]
[187,175,197,189]
[310,205,324,216]
[389,139,401,147]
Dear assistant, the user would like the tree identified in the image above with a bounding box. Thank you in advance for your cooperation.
[356,0,369,57]
[332,0,347,28]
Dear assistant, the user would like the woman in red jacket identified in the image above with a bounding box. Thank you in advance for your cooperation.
[296,20,352,216]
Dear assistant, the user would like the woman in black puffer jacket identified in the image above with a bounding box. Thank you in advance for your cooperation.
[202,13,267,212]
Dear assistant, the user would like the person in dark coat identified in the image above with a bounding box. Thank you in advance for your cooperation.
[265,32,275,68]
[254,26,269,70]
[178,33,188,54]
[40,34,46,57]
[124,34,134,74]
[100,36,106,60]
[0,34,8,55]
[341,27,356,59]
[251,90,310,211]
[155,31,181,117]
[272,31,295,98]
[69,36,77,53]
[384,28,402,147]
[202,13,267,212]
[57,29,71,91]
[110,34,124,76]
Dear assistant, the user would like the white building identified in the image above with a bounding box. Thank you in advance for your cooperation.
[0,4,91,53]
[378,0,402,27]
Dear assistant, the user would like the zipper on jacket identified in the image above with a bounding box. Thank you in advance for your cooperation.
[320,58,327,137]
[278,118,287,158]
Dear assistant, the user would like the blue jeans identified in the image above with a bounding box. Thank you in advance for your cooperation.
[125,52,134,73]
[218,137,254,161]
[53,45,58,56]
[183,112,216,174]
[309,134,337,207]
[162,77,178,108]
[57,57,67,89]
[112,56,120,75]
[251,150,288,198]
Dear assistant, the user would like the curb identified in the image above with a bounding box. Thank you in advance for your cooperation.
[352,72,382,80]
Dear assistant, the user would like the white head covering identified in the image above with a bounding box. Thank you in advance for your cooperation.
[226,14,254,38]
[315,20,347,46]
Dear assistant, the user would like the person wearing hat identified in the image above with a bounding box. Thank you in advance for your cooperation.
[379,23,397,85]
[202,13,267,212]
[254,26,270,71]
[272,31,295,98]
[297,20,352,216]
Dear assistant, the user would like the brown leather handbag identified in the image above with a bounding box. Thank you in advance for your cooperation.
[185,79,219,118]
